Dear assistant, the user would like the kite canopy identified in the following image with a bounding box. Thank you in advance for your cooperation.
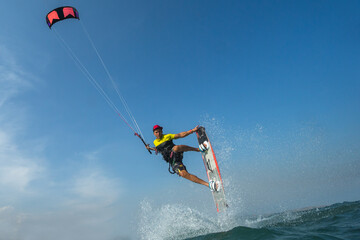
[46,6,79,29]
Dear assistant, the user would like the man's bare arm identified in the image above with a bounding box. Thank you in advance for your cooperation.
[174,125,199,139]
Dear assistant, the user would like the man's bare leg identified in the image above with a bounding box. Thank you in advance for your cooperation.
[178,170,208,187]
[173,145,200,153]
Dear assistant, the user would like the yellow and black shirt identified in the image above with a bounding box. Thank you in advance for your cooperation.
[154,134,176,162]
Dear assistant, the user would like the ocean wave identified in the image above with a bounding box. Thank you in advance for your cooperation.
[138,200,360,240]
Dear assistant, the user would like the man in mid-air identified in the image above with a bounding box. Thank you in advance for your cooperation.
[146,125,220,192]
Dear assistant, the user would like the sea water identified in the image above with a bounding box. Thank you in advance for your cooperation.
[139,200,360,240]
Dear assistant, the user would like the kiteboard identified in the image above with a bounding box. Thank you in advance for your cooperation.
[196,126,228,212]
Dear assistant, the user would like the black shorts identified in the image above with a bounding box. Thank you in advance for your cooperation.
[170,152,187,175]
[172,160,187,175]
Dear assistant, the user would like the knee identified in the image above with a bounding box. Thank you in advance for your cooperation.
[172,145,180,152]
[178,170,189,178]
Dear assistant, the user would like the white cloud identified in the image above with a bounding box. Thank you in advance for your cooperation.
[0,44,131,239]
[0,130,43,192]
[68,167,122,209]
[0,45,43,193]
[0,45,33,108]
[0,165,126,240]
[0,206,18,239]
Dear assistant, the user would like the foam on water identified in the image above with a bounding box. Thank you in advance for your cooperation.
[139,200,217,240]
[138,197,253,240]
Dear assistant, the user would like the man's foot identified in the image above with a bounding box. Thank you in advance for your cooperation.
[209,180,221,192]
[199,141,209,152]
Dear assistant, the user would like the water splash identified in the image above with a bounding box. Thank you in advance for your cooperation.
[138,200,219,240]
[199,115,246,218]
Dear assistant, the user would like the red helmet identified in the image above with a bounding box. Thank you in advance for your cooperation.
[153,125,163,132]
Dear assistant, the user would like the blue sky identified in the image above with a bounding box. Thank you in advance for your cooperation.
[0,0,359,239]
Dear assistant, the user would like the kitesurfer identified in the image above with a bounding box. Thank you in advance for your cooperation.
[146,125,220,192]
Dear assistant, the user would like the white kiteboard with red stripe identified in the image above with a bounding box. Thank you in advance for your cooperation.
[196,126,228,212]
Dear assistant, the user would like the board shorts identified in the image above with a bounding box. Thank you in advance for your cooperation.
[170,151,187,175]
